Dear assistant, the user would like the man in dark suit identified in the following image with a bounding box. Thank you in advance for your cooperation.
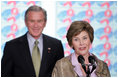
[1,5,64,77]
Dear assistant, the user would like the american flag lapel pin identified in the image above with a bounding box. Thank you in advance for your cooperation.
[48,48,51,53]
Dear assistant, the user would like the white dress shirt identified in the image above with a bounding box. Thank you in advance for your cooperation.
[27,33,43,59]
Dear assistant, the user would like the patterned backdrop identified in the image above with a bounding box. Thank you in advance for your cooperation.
[55,1,117,77]
[1,1,117,77]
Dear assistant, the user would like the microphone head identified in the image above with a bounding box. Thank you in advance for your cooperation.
[88,56,96,64]
[78,55,86,73]
[78,55,85,63]
[88,56,96,73]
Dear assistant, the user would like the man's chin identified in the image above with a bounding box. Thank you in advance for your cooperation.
[31,34,41,39]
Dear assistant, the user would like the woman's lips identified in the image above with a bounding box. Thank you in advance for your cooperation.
[79,47,86,51]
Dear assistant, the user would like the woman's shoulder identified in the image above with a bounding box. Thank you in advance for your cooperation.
[55,54,73,66]
[92,53,110,77]
[91,53,105,64]
[57,55,71,63]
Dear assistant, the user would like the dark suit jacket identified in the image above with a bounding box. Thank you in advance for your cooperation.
[1,33,64,77]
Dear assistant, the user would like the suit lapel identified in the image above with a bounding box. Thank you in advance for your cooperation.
[39,34,48,76]
[19,33,35,76]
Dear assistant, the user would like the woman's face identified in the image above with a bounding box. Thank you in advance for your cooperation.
[71,31,91,56]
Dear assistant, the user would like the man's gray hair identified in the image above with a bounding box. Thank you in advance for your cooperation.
[25,5,47,21]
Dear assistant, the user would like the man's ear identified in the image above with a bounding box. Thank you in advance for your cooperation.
[25,19,28,27]
[44,20,47,27]
[25,19,27,25]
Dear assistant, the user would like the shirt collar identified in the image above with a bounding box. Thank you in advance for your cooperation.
[71,53,83,76]
[27,32,43,45]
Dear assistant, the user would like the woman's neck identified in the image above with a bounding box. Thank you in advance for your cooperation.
[83,52,90,64]
[76,52,90,64]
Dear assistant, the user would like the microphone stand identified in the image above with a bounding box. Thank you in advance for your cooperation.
[85,64,96,77]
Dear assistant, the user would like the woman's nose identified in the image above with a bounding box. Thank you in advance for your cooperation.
[79,40,84,45]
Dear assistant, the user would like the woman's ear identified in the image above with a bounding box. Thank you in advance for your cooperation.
[89,43,92,49]
[71,45,74,50]
[70,45,73,48]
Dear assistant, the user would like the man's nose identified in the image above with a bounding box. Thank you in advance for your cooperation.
[34,22,38,27]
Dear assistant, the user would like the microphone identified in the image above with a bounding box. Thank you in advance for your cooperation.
[88,56,96,73]
[78,55,86,73]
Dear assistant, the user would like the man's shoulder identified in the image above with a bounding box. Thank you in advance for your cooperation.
[43,34,61,42]
[6,34,26,44]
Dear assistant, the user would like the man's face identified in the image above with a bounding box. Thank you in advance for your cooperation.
[25,11,46,39]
